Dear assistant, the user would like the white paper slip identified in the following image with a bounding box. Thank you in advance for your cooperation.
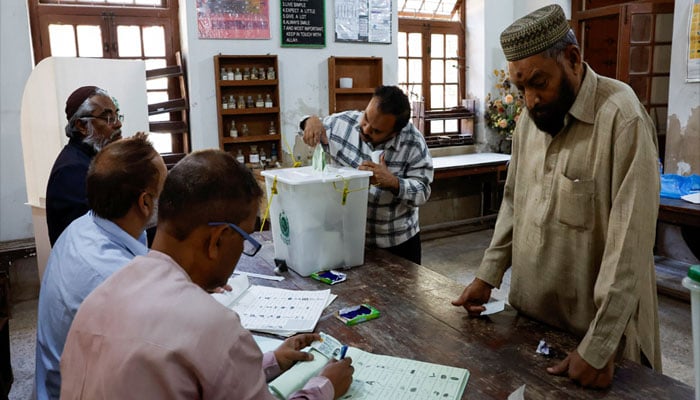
[508,384,526,400]
[681,192,700,204]
[481,300,506,315]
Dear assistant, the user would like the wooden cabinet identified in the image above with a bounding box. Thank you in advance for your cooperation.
[214,55,282,166]
[571,0,674,161]
[328,56,383,113]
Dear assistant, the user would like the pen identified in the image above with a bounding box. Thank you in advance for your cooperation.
[339,345,348,360]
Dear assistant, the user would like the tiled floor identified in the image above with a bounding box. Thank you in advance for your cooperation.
[6,227,695,399]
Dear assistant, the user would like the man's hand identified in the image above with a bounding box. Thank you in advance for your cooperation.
[451,278,493,316]
[273,333,320,371]
[302,116,328,147]
[359,154,398,191]
[547,349,615,389]
[209,284,232,294]
[319,358,354,399]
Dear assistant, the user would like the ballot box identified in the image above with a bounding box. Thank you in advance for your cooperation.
[261,166,372,276]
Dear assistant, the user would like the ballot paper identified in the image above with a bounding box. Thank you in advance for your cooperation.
[269,332,470,400]
[481,300,506,315]
[212,275,331,336]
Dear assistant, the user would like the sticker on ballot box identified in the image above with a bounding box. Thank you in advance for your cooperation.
[310,270,347,285]
[335,304,380,326]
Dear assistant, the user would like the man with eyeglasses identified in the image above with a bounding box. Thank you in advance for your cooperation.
[60,150,354,400]
[36,133,166,400]
[46,85,125,246]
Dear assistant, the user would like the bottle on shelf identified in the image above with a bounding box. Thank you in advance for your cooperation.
[226,67,234,80]
[249,145,260,165]
[259,67,266,80]
[255,94,264,108]
[228,95,236,109]
[267,66,275,80]
[229,120,238,137]
[264,94,273,108]
[238,95,246,109]
[251,67,258,80]
[268,121,276,135]
[236,149,245,164]
[234,67,242,81]
[221,67,228,80]
[243,67,251,80]
[246,95,255,108]
[271,143,278,164]
[222,96,229,110]
[241,123,249,136]
[260,148,267,168]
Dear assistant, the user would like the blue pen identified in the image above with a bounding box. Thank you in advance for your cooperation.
[339,345,348,360]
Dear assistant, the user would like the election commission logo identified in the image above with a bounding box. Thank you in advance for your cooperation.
[279,211,290,245]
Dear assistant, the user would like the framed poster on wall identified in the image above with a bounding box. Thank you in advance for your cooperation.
[281,0,325,47]
[335,0,391,44]
[196,0,271,39]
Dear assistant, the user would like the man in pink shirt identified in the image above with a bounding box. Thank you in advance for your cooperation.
[60,149,354,399]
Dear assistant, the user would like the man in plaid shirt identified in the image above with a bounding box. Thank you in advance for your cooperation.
[302,85,433,264]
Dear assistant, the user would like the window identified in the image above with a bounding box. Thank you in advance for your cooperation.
[27,0,186,155]
[398,3,467,145]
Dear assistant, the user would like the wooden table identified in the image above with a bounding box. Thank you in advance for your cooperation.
[237,233,693,399]
[659,197,700,228]
[432,153,510,217]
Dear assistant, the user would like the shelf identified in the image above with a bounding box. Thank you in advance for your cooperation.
[222,134,281,144]
[334,88,375,94]
[328,56,383,113]
[219,79,279,86]
[215,54,282,165]
[221,107,280,115]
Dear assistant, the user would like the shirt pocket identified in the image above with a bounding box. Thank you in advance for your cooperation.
[556,173,595,230]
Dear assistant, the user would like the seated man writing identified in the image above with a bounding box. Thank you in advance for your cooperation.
[60,149,354,399]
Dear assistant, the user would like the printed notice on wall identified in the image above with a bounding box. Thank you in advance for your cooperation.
[335,0,391,44]
[281,0,325,47]
[688,0,700,82]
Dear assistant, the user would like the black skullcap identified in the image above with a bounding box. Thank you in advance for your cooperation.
[64,86,99,120]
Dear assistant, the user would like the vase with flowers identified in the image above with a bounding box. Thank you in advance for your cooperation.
[484,69,523,153]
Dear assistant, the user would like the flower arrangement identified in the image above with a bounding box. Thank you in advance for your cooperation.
[484,69,524,137]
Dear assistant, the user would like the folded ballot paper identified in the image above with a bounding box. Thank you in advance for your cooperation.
[211,274,333,337]
[269,332,470,400]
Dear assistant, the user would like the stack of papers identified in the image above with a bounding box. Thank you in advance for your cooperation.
[212,275,334,336]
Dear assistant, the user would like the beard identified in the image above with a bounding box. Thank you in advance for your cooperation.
[83,122,122,152]
[528,75,577,135]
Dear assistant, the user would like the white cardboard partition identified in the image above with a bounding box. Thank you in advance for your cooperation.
[20,57,148,280]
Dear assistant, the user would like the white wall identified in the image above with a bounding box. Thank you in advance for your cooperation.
[665,0,700,175]
[465,0,570,151]
[0,1,34,241]
[180,0,398,153]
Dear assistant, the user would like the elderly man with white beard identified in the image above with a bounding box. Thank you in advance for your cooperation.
[46,86,124,246]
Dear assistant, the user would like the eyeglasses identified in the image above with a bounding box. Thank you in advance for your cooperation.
[81,113,124,126]
[208,222,262,257]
